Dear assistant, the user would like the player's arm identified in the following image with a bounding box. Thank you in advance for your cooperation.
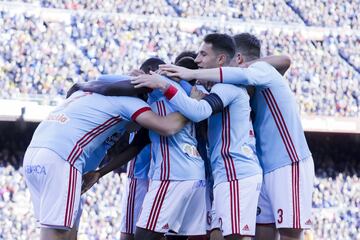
[134,109,188,136]
[159,57,285,86]
[67,79,151,98]
[243,55,291,76]
[132,74,238,122]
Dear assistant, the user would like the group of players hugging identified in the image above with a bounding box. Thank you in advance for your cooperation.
[23,32,314,240]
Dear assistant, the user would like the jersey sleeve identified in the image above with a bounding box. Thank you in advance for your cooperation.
[210,84,242,108]
[221,61,278,87]
[163,84,213,123]
[108,96,151,122]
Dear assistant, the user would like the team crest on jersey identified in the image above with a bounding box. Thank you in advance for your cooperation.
[46,113,69,124]
[181,144,201,158]
[241,145,253,157]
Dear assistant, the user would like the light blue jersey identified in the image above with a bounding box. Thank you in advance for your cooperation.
[221,62,312,173]
[164,83,262,186]
[127,144,151,179]
[28,91,151,173]
[147,80,205,181]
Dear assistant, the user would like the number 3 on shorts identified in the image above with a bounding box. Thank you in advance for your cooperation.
[277,209,283,224]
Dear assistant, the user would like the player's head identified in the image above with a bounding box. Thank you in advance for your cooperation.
[140,57,165,74]
[137,58,165,101]
[174,51,197,64]
[176,56,198,85]
[195,33,235,69]
[176,56,198,70]
[232,33,261,65]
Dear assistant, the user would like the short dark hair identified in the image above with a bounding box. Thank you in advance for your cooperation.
[233,33,261,60]
[175,56,198,70]
[203,33,235,60]
[174,51,197,64]
[140,57,165,74]
[176,56,198,85]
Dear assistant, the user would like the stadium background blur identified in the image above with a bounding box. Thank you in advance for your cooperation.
[0,0,358,239]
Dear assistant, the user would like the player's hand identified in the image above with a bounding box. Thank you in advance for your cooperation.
[159,64,195,81]
[190,87,206,100]
[209,228,224,240]
[128,69,145,77]
[81,171,101,195]
[131,71,168,90]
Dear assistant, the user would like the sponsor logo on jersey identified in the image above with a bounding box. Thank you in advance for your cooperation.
[46,113,69,124]
[25,165,46,175]
[242,225,250,231]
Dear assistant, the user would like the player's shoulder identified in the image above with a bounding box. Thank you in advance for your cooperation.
[250,61,281,77]
[212,83,246,94]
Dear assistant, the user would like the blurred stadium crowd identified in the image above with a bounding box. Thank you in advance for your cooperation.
[0,0,359,239]
[0,0,359,117]
[0,123,359,240]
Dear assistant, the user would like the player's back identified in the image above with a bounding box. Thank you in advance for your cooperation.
[249,62,311,173]
[147,82,205,181]
[207,83,262,186]
[29,91,147,172]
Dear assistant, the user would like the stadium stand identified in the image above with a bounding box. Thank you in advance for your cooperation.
[0,6,358,116]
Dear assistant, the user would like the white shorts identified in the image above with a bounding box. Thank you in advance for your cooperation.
[23,147,82,230]
[256,157,315,229]
[137,180,207,235]
[213,174,262,237]
[120,177,149,234]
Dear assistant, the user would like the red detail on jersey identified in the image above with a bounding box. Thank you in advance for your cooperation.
[262,88,301,229]
[249,129,254,136]
[164,85,178,100]
[230,180,241,234]
[126,178,137,233]
[220,108,237,182]
[305,219,312,225]
[292,162,301,229]
[64,166,78,227]
[162,223,169,230]
[131,107,151,122]
[67,116,122,165]
[146,180,170,231]
[156,101,170,180]
[242,225,250,231]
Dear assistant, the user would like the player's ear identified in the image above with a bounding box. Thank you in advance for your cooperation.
[237,52,244,65]
[218,53,227,66]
